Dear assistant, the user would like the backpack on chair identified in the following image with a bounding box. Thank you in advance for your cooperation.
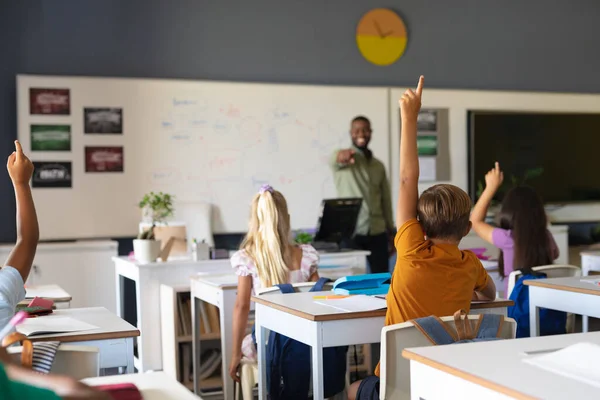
[508,273,567,338]
[411,310,506,345]
[255,277,348,400]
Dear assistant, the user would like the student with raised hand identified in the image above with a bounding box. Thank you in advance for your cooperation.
[470,162,558,296]
[0,346,109,399]
[348,77,495,400]
[0,140,39,328]
[228,184,320,382]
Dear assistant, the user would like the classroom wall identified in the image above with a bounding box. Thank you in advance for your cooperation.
[1,0,600,242]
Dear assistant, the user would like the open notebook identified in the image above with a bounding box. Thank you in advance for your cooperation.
[17,317,98,337]
[314,295,387,312]
[523,342,600,388]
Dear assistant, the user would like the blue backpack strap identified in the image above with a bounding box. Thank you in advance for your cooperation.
[310,277,332,292]
[411,316,457,345]
[473,314,504,339]
[276,283,295,294]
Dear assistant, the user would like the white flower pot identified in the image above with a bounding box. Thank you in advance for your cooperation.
[133,239,162,263]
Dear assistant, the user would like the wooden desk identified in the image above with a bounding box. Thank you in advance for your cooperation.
[20,307,139,374]
[252,291,512,400]
[190,264,367,400]
[403,331,600,400]
[526,277,600,337]
[114,250,369,372]
[22,284,72,308]
[83,371,201,399]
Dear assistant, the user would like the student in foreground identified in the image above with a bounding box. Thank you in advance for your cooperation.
[348,77,496,400]
[228,185,320,382]
[470,162,558,296]
[0,141,39,329]
[0,345,108,399]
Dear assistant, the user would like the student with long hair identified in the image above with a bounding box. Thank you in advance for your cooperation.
[228,185,320,382]
[470,162,559,295]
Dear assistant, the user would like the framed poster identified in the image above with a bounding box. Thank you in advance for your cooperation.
[85,146,124,172]
[32,162,72,188]
[84,108,123,134]
[29,88,70,115]
[30,125,71,151]
[417,109,437,132]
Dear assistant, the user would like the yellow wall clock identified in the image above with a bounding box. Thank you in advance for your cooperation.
[356,8,408,66]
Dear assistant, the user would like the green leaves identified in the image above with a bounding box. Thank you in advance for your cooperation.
[138,191,174,225]
[294,231,314,244]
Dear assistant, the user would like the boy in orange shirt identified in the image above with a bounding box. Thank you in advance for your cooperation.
[348,76,496,400]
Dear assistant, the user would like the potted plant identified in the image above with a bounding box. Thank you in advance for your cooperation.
[294,231,314,245]
[133,192,175,263]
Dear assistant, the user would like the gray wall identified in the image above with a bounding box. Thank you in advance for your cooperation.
[1,0,599,241]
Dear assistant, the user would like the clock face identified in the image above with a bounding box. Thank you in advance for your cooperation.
[356,8,407,66]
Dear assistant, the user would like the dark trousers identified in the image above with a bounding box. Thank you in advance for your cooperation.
[353,232,390,274]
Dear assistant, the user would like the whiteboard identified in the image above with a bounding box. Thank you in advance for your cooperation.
[18,75,389,240]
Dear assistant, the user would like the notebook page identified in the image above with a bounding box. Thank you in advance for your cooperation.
[522,342,600,388]
[314,295,387,312]
[18,317,98,337]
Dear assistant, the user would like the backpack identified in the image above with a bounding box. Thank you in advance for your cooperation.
[411,309,506,344]
[508,273,567,338]
[254,278,348,400]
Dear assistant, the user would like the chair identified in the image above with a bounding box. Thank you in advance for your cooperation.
[7,344,100,379]
[507,264,580,333]
[238,281,337,399]
[379,315,517,400]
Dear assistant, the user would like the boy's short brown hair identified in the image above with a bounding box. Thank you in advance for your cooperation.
[417,184,472,241]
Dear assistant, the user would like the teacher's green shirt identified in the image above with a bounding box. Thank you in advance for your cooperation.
[330,147,394,236]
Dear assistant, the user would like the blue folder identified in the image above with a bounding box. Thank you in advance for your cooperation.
[332,272,391,295]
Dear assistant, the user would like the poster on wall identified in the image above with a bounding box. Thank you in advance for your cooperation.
[32,162,72,188]
[30,125,71,151]
[416,135,438,156]
[85,146,124,172]
[417,109,437,132]
[29,88,70,115]
[84,108,123,134]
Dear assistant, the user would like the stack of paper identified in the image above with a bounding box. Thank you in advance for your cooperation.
[17,317,98,337]
[523,342,600,388]
[314,295,387,312]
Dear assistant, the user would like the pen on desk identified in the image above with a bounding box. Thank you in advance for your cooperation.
[0,311,27,340]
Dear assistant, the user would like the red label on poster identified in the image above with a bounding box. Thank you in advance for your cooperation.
[85,146,124,173]
[29,88,70,115]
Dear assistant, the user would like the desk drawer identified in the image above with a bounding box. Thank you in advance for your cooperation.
[76,338,128,369]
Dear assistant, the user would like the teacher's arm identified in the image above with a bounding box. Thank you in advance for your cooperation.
[330,149,355,171]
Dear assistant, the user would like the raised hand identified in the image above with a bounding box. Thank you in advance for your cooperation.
[400,75,424,122]
[336,148,356,165]
[485,162,504,191]
[7,140,34,185]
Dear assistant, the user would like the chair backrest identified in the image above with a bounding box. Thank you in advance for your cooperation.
[379,315,517,400]
[507,265,580,298]
[256,281,334,296]
[8,344,100,379]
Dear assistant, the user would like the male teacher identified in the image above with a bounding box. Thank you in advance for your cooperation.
[330,116,395,274]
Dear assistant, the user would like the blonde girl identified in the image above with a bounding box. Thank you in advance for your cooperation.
[229,185,319,381]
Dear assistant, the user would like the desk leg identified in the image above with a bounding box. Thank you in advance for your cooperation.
[582,264,590,333]
[192,296,202,395]
[311,323,324,400]
[529,292,540,337]
[220,289,236,400]
[256,316,268,400]
[125,337,134,374]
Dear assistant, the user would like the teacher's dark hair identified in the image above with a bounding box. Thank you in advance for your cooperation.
[351,116,371,127]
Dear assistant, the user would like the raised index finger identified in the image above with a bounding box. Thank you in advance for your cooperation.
[416,75,424,97]
[14,140,23,160]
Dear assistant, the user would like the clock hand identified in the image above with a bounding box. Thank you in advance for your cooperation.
[381,30,394,38]
[373,20,384,37]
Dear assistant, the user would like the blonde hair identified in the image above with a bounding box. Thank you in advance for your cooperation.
[417,184,472,240]
[240,188,292,287]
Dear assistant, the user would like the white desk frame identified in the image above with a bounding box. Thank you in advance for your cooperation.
[580,250,600,332]
[527,277,600,337]
[405,331,600,400]
[114,250,369,373]
[189,254,369,400]
[24,307,138,375]
[254,291,510,400]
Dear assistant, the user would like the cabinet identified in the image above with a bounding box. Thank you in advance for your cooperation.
[0,241,118,312]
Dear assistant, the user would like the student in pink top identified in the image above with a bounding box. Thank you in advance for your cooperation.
[229,185,320,382]
[470,162,558,295]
